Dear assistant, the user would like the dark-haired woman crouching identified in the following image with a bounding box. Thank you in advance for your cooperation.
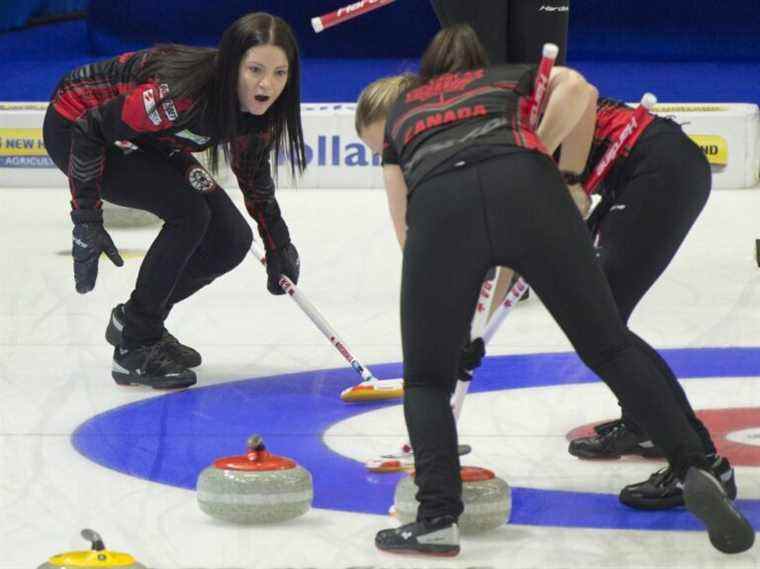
[44,12,307,388]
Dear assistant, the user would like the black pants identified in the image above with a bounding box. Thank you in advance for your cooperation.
[430,0,570,64]
[590,122,713,449]
[401,151,708,521]
[44,107,253,347]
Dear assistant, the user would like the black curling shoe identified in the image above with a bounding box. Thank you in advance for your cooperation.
[375,515,460,557]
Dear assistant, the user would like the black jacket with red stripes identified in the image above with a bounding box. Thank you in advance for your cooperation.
[51,49,288,250]
[382,65,548,192]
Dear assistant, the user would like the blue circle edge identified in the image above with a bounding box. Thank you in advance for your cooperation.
[72,346,760,531]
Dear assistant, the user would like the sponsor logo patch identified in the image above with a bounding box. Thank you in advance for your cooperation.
[176,130,211,145]
[539,4,570,12]
[159,84,178,122]
[187,166,217,193]
[142,88,162,126]
[114,140,139,154]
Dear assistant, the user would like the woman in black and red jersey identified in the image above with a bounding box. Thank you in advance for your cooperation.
[43,12,306,389]
[354,25,753,556]
[430,0,570,65]
[560,99,727,508]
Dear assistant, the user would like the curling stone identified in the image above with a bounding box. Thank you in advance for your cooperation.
[196,434,313,524]
[38,529,146,569]
[394,466,511,534]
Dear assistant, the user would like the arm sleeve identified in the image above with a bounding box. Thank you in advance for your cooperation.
[231,133,291,250]
[68,82,181,210]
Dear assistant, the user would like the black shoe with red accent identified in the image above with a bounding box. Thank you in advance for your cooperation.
[568,418,665,459]
[620,456,737,510]
[375,515,460,557]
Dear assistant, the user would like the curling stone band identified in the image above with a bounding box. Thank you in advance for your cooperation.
[394,466,511,534]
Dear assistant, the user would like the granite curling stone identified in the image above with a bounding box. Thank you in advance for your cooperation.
[197,434,313,524]
[394,466,511,533]
[38,529,146,569]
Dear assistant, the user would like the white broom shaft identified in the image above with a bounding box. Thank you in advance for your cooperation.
[451,268,501,421]
[250,242,377,383]
[470,268,501,337]
[451,273,529,420]
[482,276,529,344]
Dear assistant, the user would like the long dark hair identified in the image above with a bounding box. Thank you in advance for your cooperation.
[138,12,306,177]
[419,24,489,82]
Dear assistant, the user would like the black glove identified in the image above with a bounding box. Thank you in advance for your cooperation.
[265,242,300,295]
[457,337,485,382]
[71,209,124,294]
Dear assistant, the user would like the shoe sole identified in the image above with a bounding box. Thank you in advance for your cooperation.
[112,371,196,390]
[683,467,755,554]
[375,544,460,557]
[569,445,666,460]
[619,494,684,510]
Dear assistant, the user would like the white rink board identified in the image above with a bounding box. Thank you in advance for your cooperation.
[649,103,760,189]
[1,101,757,190]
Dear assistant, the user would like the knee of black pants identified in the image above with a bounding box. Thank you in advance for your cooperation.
[574,332,633,376]
[403,371,458,395]
[594,246,637,323]
[404,353,461,394]
[201,216,253,278]
[210,218,253,277]
[224,218,253,272]
[166,197,213,242]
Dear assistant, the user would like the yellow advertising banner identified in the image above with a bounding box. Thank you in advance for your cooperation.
[689,134,728,166]
[0,128,52,167]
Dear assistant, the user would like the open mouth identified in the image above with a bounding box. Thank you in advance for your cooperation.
[254,95,270,103]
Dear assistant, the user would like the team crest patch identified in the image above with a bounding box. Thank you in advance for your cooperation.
[187,166,216,193]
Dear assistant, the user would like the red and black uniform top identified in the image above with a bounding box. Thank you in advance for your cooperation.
[51,49,288,250]
[382,65,548,192]
[584,96,656,196]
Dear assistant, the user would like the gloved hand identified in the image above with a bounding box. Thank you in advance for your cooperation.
[457,337,485,382]
[265,242,300,295]
[71,209,124,293]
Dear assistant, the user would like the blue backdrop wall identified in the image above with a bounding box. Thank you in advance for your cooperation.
[87,0,760,62]
[0,0,87,31]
